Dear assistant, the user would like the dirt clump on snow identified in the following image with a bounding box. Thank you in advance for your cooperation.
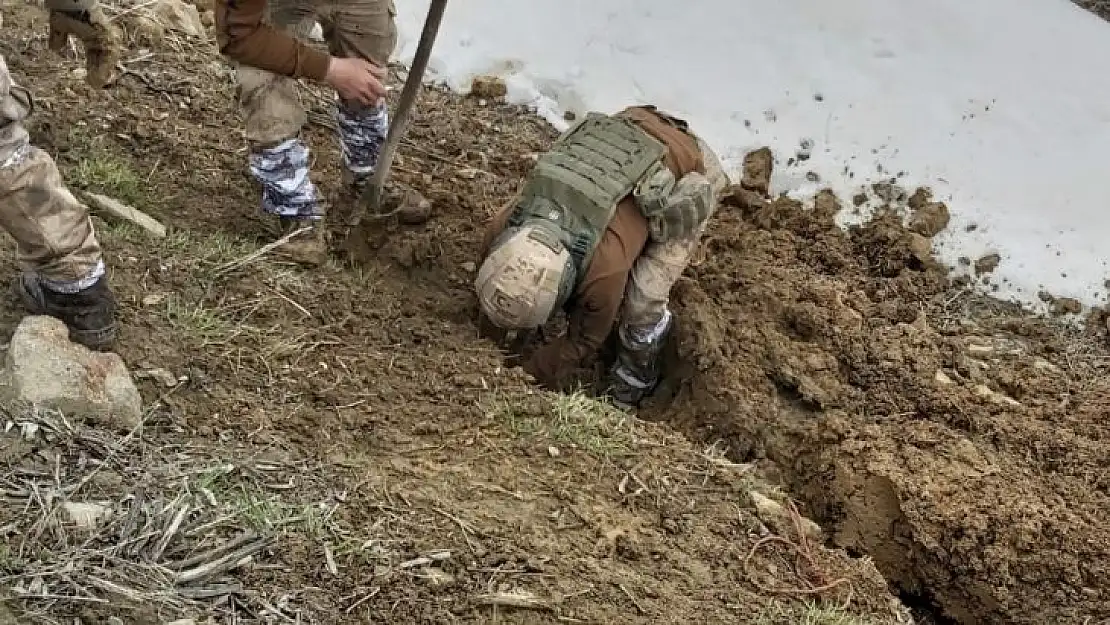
[649,149,1110,624]
[974,253,1001,275]
[741,146,774,196]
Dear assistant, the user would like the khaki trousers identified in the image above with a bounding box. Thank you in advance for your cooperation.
[621,137,730,330]
[0,54,102,287]
[237,0,398,147]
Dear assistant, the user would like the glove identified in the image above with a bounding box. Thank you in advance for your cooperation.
[646,171,714,243]
[46,0,121,88]
[522,337,581,391]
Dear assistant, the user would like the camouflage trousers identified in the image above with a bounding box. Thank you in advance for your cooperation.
[0,54,103,292]
[620,137,729,339]
[237,0,397,218]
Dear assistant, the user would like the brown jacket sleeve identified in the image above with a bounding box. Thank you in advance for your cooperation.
[215,0,331,81]
[523,200,648,388]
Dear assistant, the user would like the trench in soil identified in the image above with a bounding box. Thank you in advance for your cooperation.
[638,356,965,625]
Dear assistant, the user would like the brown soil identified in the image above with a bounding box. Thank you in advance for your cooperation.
[650,182,1110,623]
[0,6,908,625]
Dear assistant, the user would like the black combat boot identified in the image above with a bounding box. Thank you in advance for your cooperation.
[13,273,118,351]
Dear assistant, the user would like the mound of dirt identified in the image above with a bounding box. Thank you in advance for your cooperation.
[653,169,1110,624]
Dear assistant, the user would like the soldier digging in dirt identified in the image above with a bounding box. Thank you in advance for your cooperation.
[0,52,118,350]
[216,0,426,265]
[474,106,729,408]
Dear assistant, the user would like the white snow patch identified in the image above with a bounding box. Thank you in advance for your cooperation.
[392,0,1110,311]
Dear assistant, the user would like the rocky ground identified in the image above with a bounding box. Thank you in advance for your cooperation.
[0,2,1108,625]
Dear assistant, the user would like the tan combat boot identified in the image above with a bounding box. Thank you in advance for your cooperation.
[47,6,121,88]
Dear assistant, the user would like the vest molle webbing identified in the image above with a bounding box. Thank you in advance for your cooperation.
[509,113,666,271]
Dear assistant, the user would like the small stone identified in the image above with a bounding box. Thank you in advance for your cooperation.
[563,110,577,121]
[934,370,954,385]
[469,75,507,100]
[0,317,143,431]
[547,446,561,458]
[460,261,477,273]
[84,192,167,238]
[958,256,971,267]
[974,253,1001,275]
[852,192,868,207]
[63,502,112,530]
[142,293,166,307]
[740,147,774,196]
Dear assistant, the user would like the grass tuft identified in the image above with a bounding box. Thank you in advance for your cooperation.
[71,151,147,208]
[483,389,634,459]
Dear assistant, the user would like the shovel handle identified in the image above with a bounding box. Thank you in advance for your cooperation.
[352,0,449,227]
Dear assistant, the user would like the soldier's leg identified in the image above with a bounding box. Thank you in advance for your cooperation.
[0,55,116,350]
[609,139,730,407]
[235,1,326,264]
[320,0,411,226]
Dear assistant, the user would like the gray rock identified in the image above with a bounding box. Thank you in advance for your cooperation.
[0,317,142,431]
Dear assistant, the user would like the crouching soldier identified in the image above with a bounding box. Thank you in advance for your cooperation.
[1,54,118,350]
[474,106,729,407]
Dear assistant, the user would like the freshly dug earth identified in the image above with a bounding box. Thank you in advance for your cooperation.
[0,6,908,625]
[652,182,1110,623]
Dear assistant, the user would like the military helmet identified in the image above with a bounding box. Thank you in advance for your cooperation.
[475,221,576,330]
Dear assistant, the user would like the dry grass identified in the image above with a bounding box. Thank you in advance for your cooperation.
[482,388,635,459]
[0,406,372,624]
[755,601,892,625]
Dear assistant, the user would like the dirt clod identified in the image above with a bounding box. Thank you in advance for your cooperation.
[1051,296,1082,316]
[974,252,1002,274]
[909,200,951,237]
[397,189,434,225]
[741,147,774,196]
[469,75,508,100]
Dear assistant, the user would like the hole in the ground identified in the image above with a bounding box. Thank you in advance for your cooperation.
[639,347,985,625]
[899,589,962,625]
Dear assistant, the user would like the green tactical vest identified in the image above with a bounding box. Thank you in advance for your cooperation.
[507,113,668,275]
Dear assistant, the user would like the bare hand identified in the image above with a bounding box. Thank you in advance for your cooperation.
[324,57,388,105]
